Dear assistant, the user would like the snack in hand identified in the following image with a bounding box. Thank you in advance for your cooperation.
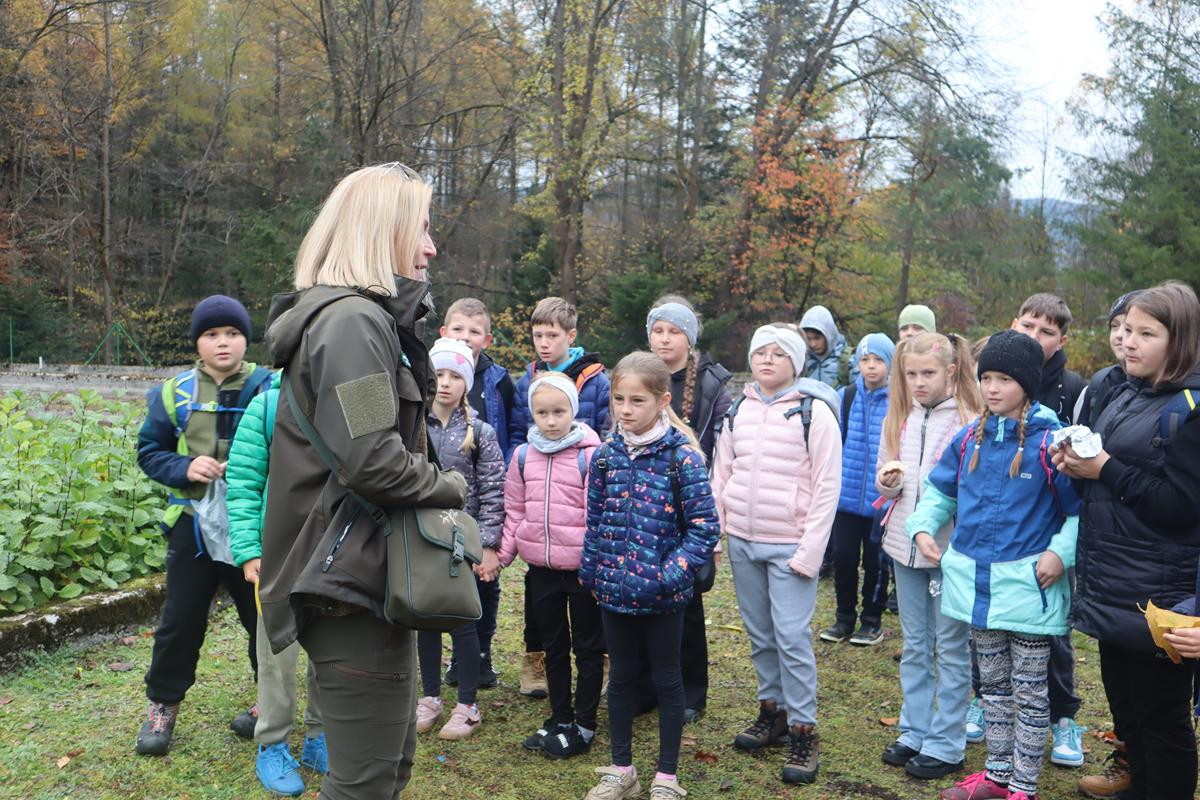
[880,460,906,475]
[1141,599,1200,664]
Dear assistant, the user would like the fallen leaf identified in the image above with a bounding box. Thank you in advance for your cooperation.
[56,755,71,769]
[694,749,719,764]
[718,624,744,633]
[107,662,133,672]
[23,722,37,731]
[67,748,84,758]
[680,734,699,748]
[119,636,138,646]
[719,779,735,791]
[0,696,13,705]
[879,717,899,726]
[490,701,506,709]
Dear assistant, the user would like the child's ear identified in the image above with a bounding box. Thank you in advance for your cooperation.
[439,324,448,337]
[483,332,494,350]
[946,362,957,379]
[566,327,578,345]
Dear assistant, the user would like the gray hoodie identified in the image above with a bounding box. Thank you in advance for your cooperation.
[799,305,848,388]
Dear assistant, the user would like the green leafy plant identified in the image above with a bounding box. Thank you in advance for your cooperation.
[0,391,163,615]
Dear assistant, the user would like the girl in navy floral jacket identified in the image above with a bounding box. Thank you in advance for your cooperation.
[579,352,721,800]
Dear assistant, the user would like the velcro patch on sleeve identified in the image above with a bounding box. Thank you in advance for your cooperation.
[335,372,396,439]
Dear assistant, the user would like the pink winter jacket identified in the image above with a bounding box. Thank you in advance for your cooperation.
[710,384,842,578]
[499,424,602,571]
[875,396,969,569]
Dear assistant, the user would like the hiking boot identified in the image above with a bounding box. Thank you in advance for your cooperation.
[542,722,592,759]
[438,703,482,740]
[230,702,258,740]
[881,740,919,767]
[522,717,559,750]
[650,774,687,799]
[849,623,885,646]
[938,771,1009,800]
[1077,749,1131,798]
[300,733,328,774]
[478,652,499,689]
[519,651,548,698]
[781,724,819,784]
[135,701,180,756]
[255,741,304,796]
[906,753,965,780]
[584,765,641,800]
[444,659,458,687]
[733,700,788,751]
[1050,717,1087,767]
[819,620,854,643]
[415,696,444,734]
[965,697,985,743]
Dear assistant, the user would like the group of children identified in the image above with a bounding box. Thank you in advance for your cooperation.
[135,285,1129,800]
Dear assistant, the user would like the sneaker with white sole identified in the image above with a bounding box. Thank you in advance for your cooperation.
[964,697,985,744]
[1050,716,1086,767]
[584,765,641,800]
[415,696,444,734]
[438,703,482,740]
[650,774,687,799]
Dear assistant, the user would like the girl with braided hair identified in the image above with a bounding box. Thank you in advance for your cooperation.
[645,295,733,722]
[906,330,1081,800]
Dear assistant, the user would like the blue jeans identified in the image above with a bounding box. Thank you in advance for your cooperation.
[894,563,971,763]
[728,536,819,727]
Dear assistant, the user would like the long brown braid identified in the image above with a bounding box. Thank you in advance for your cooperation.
[458,392,476,454]
[682,350,699,422]
[968,408,990,473]
[967,399,1031,477]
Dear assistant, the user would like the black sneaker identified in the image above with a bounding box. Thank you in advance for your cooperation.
[229,703,258,739]
[522,717,558,751]
[478,652,499,689]
[849,623,884,646]
[886,589,899,614]
[781,724,820,784]
[904,753,964,780]
[819,620,854,643]
[444,659,458,687]
[136,701,180,756]
[881,740,919,767]
[541,723,592,759]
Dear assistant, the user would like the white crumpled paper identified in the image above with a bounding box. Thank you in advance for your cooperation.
[1050,425,1104,458]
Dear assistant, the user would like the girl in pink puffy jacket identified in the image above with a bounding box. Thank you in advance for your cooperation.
[499,372,604,760]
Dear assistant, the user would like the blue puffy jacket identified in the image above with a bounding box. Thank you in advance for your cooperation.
[510,348,611,449]
[580,427,720,615]
[467,352,516,460]
[837,376,889,517]
[906,403,1082,636]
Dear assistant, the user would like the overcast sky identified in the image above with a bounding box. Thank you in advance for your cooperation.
[973,0,1128,200]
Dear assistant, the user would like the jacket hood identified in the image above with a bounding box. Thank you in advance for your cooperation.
[695,353,731,383]
[1038,347,1069,394]
[265,277,432,368]
[745,377,842,420]
[474,350,497,375]
[561,350,603,379]
[799,305,840,348]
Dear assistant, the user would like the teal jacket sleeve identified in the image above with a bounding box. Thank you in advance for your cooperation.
[227,389,274,566]
[1047,515,1079,570]
[906,481,958,541]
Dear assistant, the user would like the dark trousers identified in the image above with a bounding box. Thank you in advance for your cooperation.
[523,570,541,652]
[1047,632,1082,720]
[476,575,500,656]
[144,515,257,704]
[602,608,686,774]
[300,612,417,800]
[1099,640,1197,800]
[528,565,604,731]
[832,510,889,625]
[417,621,480,705]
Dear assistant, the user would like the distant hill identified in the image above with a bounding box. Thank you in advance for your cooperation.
[1015,197,1094,253]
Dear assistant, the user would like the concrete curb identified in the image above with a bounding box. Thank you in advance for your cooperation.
[0,574,165,670]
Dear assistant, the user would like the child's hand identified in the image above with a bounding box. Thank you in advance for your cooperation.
[474,548,501,581]
[1051,442,1109,480]
[187,455,224,483]
[914,532,941,565]
[242,558,261,584]
[1035,550,1064,589]
[1163,628,1200,659]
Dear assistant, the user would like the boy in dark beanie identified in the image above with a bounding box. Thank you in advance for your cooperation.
[134,294,272,756]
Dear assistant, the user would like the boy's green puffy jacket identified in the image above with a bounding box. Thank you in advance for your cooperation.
[226,371,281,566]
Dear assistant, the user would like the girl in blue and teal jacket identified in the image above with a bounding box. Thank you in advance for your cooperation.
[906,330,1081,800]
[578,352,720,800]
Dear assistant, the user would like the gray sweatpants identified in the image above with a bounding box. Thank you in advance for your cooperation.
[728,536,819,727]
[254,613,323,745]
[299,611,417,800]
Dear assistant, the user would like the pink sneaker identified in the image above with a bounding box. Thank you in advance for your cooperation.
[415,696,443,733]
[939,771,1010,800]
[437,703,482,740]
[1007,793,1035,800]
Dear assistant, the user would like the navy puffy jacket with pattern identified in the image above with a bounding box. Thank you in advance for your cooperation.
[580,426,720,615]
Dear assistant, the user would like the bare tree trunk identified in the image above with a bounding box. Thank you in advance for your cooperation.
[99,1,116,362]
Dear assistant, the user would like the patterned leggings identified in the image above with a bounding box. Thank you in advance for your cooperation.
[972,629,1051,795]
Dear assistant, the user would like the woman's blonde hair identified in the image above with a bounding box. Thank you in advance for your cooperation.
[294,163,432,296]
[610,351,703,457]
[882,333,983,459]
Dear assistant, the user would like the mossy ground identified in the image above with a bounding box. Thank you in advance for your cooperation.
[0,567,1111,800]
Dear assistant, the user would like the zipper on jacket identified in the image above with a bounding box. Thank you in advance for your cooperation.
[1032,562,1048,612]
[543,455,554,566]
[322,505,364,573]
[904,406,933,568]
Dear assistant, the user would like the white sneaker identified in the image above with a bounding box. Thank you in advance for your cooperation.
[584,765,641,800]
[965,697,985,743]
[415,696,443,733]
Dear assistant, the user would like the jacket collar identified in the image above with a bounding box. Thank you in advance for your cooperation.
[608,425,688,458]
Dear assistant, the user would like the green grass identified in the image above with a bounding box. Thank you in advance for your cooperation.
[0,568,1112,800]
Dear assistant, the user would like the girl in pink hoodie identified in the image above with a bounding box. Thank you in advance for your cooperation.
[499,372,603,760]
[710,324,842,786]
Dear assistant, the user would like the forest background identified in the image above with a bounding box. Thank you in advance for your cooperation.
[2,0,1199,372]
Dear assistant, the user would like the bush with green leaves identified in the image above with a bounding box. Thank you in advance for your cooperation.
[0,391,163,615]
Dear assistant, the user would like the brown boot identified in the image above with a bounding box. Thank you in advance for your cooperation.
[1077,747,1131,798]
[519,651,548,698]
[781,723,819,784]
[733,700,788,751]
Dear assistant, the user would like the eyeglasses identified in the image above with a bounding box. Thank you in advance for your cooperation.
[376,161,426,182]
[750,349,787,363]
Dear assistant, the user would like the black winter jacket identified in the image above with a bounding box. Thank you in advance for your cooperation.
[1037,348,1086,424]
[670,354,732,463]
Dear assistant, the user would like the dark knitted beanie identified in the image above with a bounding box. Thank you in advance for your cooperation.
[190,295,252,343]
[977,329,1044,401]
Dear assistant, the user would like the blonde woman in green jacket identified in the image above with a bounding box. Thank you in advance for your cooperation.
[227,371,326,797]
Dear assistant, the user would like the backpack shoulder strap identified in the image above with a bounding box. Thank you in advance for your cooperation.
[1159,388,1199,447]
[577,448,590,481]
[723,394,747,433]
[235,366,274,413]
[840,382,857,442]
[471,417,483,465]
[782,396,815,449]
[517,443,528,479]
[264,388,279,448]
[575,362,604,390]
[162,369,196,434]
[1038,429,1066,520]
[668,445,686,534]
[956,423,977,485]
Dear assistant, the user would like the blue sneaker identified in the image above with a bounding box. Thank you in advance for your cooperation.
[301,733,329,775]
[256,742,304,796]
[1050,717,1087,767]
[965,698,985,744]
